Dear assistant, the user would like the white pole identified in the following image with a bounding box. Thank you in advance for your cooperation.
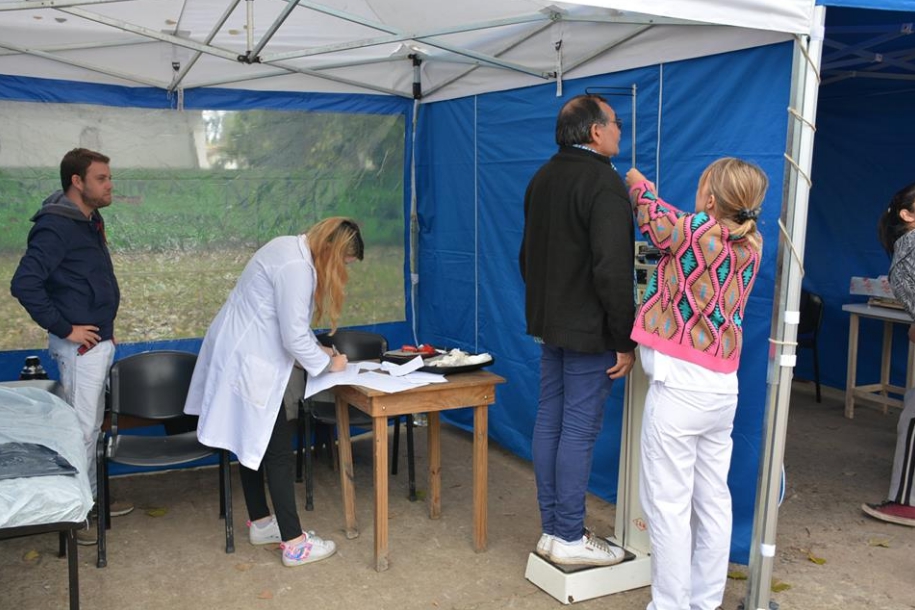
[744,6,826,610]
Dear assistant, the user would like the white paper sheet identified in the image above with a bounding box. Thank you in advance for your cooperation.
[303,363,362,400]
[379,356,425,376]
[400,371,448,384]
[303,360,444,399]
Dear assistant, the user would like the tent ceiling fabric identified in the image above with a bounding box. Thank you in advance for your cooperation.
[0,0,806,102]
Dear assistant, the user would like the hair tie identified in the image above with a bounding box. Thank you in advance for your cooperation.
[737,207,760,222]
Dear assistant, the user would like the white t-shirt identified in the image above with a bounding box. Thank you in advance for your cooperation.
[639,345,738,395]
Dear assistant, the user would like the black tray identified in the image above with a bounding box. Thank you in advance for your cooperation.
[381,351,495,375]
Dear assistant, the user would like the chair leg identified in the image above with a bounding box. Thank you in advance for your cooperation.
[295,399,305,483]
[391,416,401,476]
[65,527,79,610]
[218,454,226,518]
[304,414,314,511]
[96,432,107,568]
[813,343,822,403]
[406,415,417,502]
[221,450,235,553]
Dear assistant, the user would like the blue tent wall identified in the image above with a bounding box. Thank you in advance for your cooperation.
[415,42,794,563]
[798,6,915,396]
[0,41,796,563]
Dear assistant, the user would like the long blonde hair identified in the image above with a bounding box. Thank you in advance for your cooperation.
[306,217,364,333]
[702,157,768,252]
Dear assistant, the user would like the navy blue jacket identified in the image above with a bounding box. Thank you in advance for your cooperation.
[519,146,637,354]
[10,191,119,341]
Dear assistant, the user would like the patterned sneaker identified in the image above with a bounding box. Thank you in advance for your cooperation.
[862,501,915,527]
[535,533,554,557]
[549,531,625,567]
[248,516,282,545]
[281,531,336,567]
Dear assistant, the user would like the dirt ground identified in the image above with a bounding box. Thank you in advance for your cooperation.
[1,381,913,610]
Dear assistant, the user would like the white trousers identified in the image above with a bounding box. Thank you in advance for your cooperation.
[640,381,737,610]
[49,333,116,497]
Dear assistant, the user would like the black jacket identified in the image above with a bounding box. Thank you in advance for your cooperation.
[519,146,636,354]
[10,191,119,341]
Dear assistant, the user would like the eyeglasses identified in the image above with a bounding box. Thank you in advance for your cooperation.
[609,117,623,130]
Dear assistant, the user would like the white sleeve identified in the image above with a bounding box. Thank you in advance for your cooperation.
[273,260,331,378]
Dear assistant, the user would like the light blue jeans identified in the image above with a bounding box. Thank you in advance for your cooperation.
[49,333,116,497]
[532,344,617,542]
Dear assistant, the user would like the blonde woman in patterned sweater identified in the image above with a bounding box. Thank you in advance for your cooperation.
[625,158,768,610]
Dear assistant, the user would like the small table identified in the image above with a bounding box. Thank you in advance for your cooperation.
[332,370,505,571]
[842,303,915,419]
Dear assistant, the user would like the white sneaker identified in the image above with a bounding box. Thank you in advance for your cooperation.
[549,531,625,566]
[535,533,554,557]
[281,531,336,567]
[248,516,282,545]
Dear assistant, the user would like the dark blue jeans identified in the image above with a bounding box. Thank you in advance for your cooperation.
[532,344,617,542]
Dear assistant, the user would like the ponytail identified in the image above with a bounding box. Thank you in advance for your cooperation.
[877,182,915,256]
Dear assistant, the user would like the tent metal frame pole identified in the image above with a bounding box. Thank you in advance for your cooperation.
[744,7,825,610]
[170,0,242,91]
[55,6,240,61]
[409,98,421,346]
[0,39,164,87]
[248,0,301,62]
[263,8,549,63]
[275,1,550,77]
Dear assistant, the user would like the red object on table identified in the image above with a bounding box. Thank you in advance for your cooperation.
[400,344,437,355]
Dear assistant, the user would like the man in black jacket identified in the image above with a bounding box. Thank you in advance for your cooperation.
[519,94,636,566]
[11,148,132,542]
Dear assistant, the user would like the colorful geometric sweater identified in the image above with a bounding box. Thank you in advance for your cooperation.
[629,180,762,374]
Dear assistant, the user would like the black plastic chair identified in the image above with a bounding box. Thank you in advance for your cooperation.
[797,290,825,402]
[295,330,416,510]
[95,350,234,568]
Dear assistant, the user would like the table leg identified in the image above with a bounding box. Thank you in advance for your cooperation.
[846,314,859,419]
[908,339,915,390]
[473,404,488,552]
[427,411,441,520]
[373,415,389,571]
[881,321,893,414]
[335,396,359,540]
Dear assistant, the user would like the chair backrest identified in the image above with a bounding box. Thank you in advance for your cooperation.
[110,351,198,420]
[316,330,387,361]
[798,290,825,338]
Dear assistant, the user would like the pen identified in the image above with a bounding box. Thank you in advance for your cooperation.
[331,344,340,356]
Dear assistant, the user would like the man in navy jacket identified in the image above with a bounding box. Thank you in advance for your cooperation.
[519,94,636,566]
[11,148,131,541]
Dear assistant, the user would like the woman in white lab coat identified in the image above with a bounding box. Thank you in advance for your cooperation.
[185,217,363,567]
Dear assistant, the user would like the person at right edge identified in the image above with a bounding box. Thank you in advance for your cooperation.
[866,181,915,527]
[519,93,636,567]
[626,158,768,610]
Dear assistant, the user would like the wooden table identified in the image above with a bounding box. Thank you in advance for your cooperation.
[843,303,915,419]
[332,370,505,571]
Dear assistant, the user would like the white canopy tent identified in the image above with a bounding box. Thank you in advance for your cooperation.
[0,0,810,101]
[0,3,829,610]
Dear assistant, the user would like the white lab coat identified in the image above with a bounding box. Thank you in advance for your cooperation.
[184,235,332,470]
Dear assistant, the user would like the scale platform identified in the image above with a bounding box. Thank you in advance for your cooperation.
[524,538,651,604]
[525,359,654,604]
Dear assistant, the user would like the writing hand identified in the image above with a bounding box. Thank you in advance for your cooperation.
[329,354,349,372]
